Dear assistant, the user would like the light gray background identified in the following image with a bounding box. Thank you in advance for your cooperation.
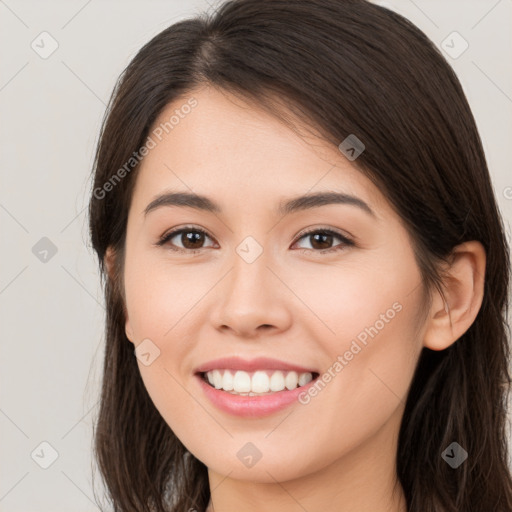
[1,0,511,510]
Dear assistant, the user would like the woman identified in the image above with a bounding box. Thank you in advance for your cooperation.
[88,0,512,510]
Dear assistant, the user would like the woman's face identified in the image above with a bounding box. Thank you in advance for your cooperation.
[121,85,427,483]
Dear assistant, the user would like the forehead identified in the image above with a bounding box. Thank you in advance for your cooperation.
[131,86,390,218]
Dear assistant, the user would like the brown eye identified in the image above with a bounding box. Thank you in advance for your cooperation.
[293,228,354,254]
[157,227,216,253]
[179,230,206,249]
[156,226,354,255]
[308,232,334,250]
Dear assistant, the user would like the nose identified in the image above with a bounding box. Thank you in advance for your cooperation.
[210,249,292,339]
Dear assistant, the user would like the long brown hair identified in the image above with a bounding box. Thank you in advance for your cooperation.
[88,0,512,510]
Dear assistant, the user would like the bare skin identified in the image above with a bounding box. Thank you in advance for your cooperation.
[106,85,486,512]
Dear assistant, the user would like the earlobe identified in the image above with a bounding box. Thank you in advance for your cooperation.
[423,241,486,351]
[104,245,134,345]
[125,320,134,344]
[104,246,116,281]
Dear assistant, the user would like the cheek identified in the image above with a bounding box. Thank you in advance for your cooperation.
[280,258,423,448]
[123,249,208,341]
[123,252,214,432]
[293,276,424,450]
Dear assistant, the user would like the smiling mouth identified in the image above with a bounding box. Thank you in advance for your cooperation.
[198,369,320,396]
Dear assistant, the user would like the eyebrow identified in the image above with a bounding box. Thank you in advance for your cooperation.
[144,190,376,218]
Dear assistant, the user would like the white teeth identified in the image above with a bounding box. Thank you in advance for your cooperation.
[285,371,299,390]
[269,371,285,392]
[212,369,223,389]
[204,369,315,394]
[251,371,270,393]
[222,370,234,391]
[299,372,313,386]
[233,371,251,392]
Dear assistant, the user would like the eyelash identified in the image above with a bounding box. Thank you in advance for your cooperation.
[155,225,355,256]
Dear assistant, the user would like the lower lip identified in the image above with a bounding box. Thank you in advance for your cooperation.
[195,373,318,417]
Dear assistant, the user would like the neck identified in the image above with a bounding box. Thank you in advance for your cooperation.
[205,405,407,512]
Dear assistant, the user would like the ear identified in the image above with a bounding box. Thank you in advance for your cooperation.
[104,246,116,282]
[125,317,135,344]
[104,246,135,344]
[423,241,486,351]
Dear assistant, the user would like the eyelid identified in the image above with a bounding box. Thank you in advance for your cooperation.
[294,225,353,242]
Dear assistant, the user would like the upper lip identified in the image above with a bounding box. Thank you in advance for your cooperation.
[194,356,318,375]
